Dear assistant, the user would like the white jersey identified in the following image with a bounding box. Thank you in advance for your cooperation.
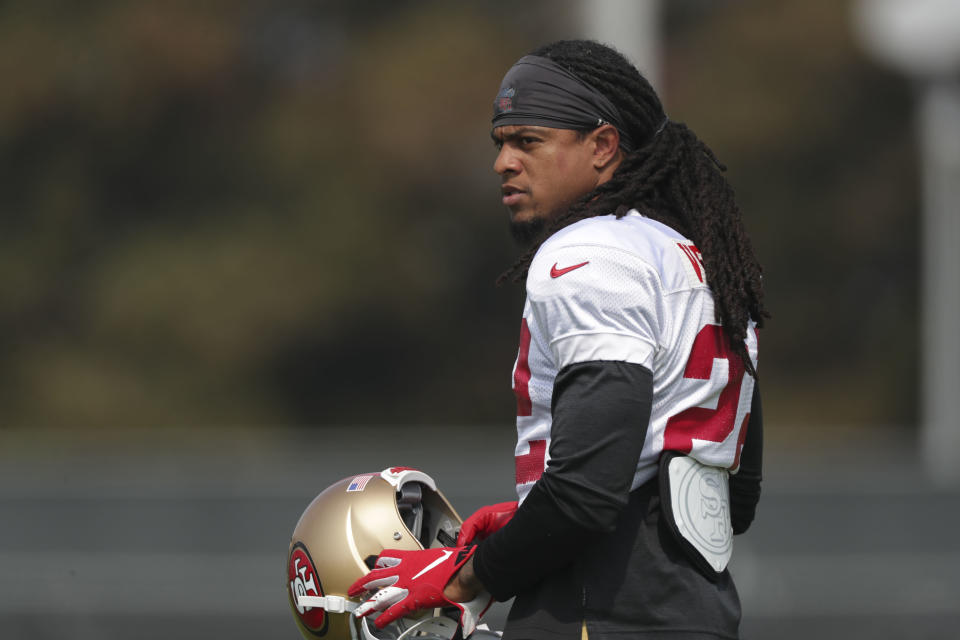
[511,211,758,503]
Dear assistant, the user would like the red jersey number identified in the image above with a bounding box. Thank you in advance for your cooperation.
[513,319,544,484]
[663,324,750,454]
[513,319,532,417]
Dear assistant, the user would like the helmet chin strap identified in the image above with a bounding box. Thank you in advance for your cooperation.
[294,594,359,614]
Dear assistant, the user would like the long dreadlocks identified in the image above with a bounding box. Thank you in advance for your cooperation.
[497,40,769,378]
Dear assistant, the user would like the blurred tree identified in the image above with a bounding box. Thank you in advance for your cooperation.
[0,0,920,432]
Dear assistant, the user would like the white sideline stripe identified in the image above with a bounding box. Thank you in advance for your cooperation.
[732,550,960,616]
[0,552,283,615]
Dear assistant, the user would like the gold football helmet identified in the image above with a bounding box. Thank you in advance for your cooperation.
[286,467,465,640]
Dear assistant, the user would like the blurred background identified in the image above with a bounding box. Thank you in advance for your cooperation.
[2,0,958,638]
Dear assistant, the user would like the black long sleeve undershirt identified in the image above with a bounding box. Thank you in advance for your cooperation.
[474,360,653,602]
[730,384,763,534]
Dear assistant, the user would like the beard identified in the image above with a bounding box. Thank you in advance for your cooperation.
[509,215,548,249]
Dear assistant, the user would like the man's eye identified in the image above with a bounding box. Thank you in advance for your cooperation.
[520,137,537,145]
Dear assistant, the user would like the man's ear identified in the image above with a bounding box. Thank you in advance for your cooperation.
[592,124,622,171]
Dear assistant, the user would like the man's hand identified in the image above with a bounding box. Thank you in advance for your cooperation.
[457,501,518,545]
[347,546,490,633]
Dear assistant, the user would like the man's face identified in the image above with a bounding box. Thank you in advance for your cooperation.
[492,125,602,243]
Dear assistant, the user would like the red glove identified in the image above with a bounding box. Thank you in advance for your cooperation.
[457,501,518,545]
[348,546,481,631]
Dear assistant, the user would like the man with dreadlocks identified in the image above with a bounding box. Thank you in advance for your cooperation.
[349,40,768,640]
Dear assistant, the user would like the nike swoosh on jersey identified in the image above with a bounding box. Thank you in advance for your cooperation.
[550,261,590,278]
[411,550,452,580]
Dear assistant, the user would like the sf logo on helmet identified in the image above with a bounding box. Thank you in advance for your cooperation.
[288,542,327,633]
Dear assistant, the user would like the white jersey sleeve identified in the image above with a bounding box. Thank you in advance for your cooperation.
[510,212,758,502]
[526,242,662,372]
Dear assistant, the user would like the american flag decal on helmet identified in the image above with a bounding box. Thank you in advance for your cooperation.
[346,474,374,492]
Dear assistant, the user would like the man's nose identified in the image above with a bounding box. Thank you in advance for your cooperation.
[493,147,519,175]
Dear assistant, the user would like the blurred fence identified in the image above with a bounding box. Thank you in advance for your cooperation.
[1,425,958,640]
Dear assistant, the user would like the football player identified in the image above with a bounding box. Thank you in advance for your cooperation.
[349,40,768,640]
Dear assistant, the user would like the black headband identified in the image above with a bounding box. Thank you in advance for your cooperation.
[492,55,636,152]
